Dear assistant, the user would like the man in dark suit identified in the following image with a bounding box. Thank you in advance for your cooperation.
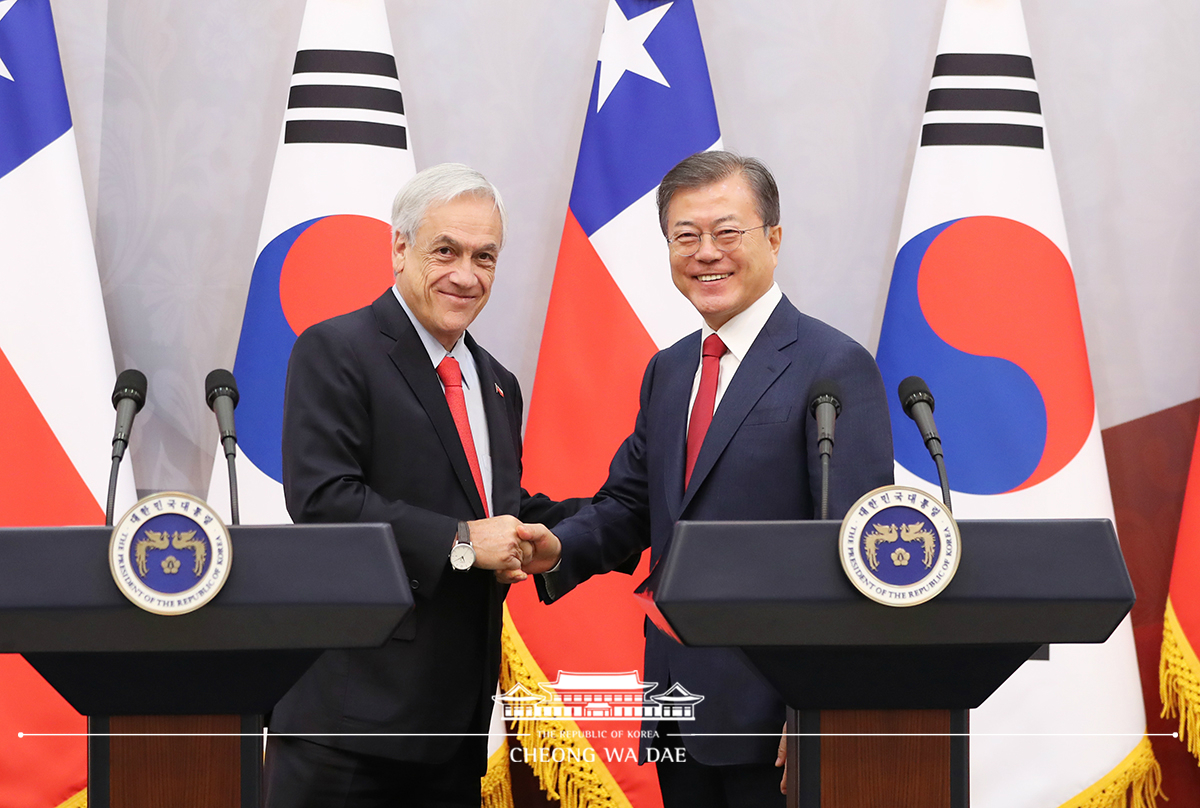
[519,152,895,808]
[264,163,575,808]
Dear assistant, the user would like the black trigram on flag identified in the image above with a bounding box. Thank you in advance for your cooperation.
[920,53,1044,149]
[285,49,407,149]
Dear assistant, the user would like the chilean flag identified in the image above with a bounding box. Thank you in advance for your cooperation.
[0,0,135,805]
[504,2,719,805]
[874,1,1158,805]
[206,0,415,525]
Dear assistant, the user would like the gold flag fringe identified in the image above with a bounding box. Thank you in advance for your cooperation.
[481,736,514,808]
[1161,596,1200,759]
[1058,735,1163,808]
[500,605,634,808]
[56,788,87,808]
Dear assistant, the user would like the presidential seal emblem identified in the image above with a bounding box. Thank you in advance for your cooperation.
[839,485,959,607]
[109,492,232,615]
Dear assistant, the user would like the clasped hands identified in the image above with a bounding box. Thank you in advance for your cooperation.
[462,515,561,583]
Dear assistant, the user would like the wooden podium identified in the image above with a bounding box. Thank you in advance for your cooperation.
[639,518,1134,808]
[0,523,412,808]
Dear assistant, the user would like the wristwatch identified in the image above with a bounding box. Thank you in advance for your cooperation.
[450,521,475,571]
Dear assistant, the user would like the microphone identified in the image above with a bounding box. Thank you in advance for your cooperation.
[205,369,239,459]
[808,380,842,461]
[808,380,842,519]
[206,369,240,525]
[111,369,147,462]
[897,376,952,513]
[107,369,147,525]
[898,376,941,459]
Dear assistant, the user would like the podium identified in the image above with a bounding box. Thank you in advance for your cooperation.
[0,523,412,808]
[641,518,1134,808]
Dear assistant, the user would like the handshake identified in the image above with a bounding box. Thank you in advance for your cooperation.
[461,515,562,583]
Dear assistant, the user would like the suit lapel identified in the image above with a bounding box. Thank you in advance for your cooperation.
[470,336,519,518]
[678,300,799,515]
[664,335,700,524]
[374,293,488,519]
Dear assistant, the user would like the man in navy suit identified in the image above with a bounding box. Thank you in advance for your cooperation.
[518,152,894,807]
[265,163,577,808]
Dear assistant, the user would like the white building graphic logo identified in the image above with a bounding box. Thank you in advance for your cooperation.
[495,671,704,721]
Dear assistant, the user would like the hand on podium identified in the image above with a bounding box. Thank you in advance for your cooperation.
[776,722,787,794]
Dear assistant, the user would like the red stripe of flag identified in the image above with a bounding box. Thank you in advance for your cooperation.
[0,347,104,526]
[0,347,90,807]
[1167,422,1200,672]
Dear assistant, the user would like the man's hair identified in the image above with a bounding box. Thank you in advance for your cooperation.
[656,151,780,235]
[391,163,508,246]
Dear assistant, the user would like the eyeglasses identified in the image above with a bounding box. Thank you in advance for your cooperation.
[666,224,768,257]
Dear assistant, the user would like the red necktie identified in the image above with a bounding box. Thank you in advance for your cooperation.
[436,356,489,516]
[685,334,728,488]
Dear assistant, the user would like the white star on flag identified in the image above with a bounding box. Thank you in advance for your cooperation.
[0,0,19,81]
[595,0,672,111]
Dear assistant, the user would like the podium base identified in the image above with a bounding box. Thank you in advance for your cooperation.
[88,715,262,808]
[787,708,968,808]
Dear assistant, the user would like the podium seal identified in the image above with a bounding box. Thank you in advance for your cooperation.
[839,485,960,607]
[109,492,232,615]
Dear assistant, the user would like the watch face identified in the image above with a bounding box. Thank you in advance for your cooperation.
[450,543,475,570]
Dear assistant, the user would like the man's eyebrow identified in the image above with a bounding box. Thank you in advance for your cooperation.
[670,214,739,230]
[426,234,461,250]
[425,235,498,255]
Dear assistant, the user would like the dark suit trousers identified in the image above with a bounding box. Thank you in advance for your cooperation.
[653,722,785,808]
[263,736,480,808]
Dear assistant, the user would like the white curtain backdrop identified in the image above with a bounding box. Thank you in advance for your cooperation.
[47,0,1200,497]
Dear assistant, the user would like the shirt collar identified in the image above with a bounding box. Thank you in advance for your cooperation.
[392,285,477,389]
[701,283,783,362]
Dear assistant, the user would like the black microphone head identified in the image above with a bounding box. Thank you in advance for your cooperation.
[205,368,239,410]
[898,376,935,418]
[112,369,147,411]
[808,379,843,417]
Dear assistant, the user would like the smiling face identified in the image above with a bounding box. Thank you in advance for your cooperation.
[392,193,503,350]
[666,172,782,331]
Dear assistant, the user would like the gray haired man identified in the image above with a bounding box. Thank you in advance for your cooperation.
[264,163,575,808]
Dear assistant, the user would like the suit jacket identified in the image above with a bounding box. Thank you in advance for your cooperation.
[271,290,579,770]
[537,294,894,765]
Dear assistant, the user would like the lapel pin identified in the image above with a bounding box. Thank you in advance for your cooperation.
[494,382,505,397]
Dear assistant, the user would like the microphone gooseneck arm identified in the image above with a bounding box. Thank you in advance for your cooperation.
[105,457,121,528]
[107,369,147,526]
[205,368,241,525]
[808,380,842,520]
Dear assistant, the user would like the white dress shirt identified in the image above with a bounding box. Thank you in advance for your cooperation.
[393,286,492,515]
[687,283,784,422]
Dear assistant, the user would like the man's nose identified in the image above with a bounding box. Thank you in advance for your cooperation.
[445,257,478,285]
[694,232,723,260]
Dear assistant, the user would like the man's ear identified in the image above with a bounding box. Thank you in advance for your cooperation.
[392,231,407,280]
